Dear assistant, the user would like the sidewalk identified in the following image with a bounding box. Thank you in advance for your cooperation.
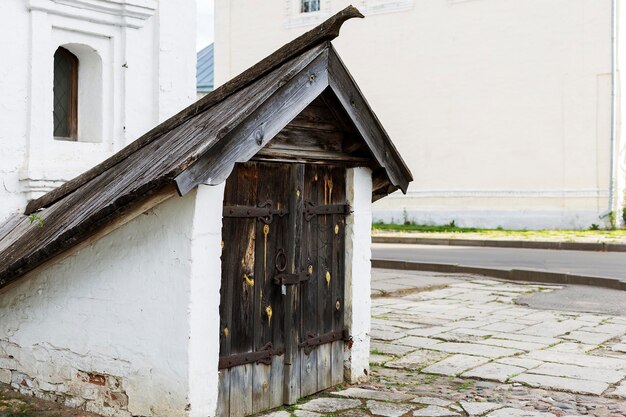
[258,270,626,417]
[373,231,626,252]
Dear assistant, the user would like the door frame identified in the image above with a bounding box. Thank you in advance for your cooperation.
[205,166,374,417]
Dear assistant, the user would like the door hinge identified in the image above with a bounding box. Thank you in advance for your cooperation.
[223,200,288,224]
[304,202,351,221]
[218,342,285,370]
[299,329,351,355]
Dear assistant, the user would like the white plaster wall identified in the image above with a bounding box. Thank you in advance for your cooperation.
[0,0,30,221]
[0,193,198,417]
[187,184,225,417]
[215,0,617,229]
[344,167,373,383]
[0,0,197,221]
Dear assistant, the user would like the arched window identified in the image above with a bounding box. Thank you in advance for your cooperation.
[53,47,78,140]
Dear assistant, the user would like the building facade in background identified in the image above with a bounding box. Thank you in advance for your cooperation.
[215,0,626,229]
[0,0,197,223]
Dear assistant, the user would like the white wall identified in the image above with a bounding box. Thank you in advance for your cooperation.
[0,194,197,417]
[215,0,617,229]
[344,167,373,383]
[0,0,197,221]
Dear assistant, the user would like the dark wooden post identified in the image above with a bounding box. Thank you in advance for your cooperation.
[284,163,304,404]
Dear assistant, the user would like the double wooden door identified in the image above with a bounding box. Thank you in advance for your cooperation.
[218,162,348,417]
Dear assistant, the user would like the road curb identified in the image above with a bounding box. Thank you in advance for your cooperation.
[371,259,626,291]
[372,236,626,252]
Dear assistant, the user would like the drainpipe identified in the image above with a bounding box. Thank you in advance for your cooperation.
[602,0,619,226]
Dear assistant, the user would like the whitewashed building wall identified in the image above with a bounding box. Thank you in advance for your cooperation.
[214,0,625,229]
[0,183,229,417]
[0,0,197,223]
[0,193,197,416]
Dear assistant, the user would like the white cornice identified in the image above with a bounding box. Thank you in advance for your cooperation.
[386,189,611,199]
[26,0,157,29]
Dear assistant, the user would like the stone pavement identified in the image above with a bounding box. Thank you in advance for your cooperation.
[264,270,626,417]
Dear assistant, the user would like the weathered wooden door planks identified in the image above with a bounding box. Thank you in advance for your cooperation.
[218,162,347,417]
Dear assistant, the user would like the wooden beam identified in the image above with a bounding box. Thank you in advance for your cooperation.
[175,49,331,195]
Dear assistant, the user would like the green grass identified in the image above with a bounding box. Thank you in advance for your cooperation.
[372,222,483,233]
[372,221,626,241]
[456,380,474,391]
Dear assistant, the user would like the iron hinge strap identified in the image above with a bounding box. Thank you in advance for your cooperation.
[299,329,351,355]
[304,202,351,221]
[223,200,288,224]
[218,343,285,370]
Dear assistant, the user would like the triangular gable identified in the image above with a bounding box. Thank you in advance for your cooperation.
[0,6,412,288]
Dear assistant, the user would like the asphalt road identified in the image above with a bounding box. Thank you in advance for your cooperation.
[372,243,626,281]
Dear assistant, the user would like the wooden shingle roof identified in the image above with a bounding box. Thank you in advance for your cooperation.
[0,6,412,288]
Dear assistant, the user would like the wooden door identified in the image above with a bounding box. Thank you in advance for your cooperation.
[218,162,347,417]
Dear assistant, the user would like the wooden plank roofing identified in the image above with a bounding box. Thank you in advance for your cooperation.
[0,6,412,288]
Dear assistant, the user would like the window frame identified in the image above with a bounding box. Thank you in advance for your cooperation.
[300,0,321,13]
[53,46,79,141]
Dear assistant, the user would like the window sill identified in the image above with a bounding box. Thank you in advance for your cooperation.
[20,140,113,201]
[362,0,414,16]
[284,10,331,29]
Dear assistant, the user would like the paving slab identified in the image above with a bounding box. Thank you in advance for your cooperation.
[479,322,528,333]
[525,350,626,371]
[261,411,291,417]
[385,350,449,370]
[372,318,425,330]
[612,343,626,353]
[371,354,394,365]
[581,323,626,335]
[526,362,625,384]
[412,405,459,416]
[426,342,521,358]
[332,388,413,402]
[406,327,454,337]
[371,329,407,341]
[512,373,609,395]
[487,333,560,346]
[337,410,371,417]
[462,362,525,383]
[495,357,544,370]
[562,330,617,345]
[367,400,414,417]
[299,398,362,413]
[294,411,322,417]
[410,397,453,407]
[485,408,556,417]
[396,336,443,349]
[421,354,489,376]
[459,401,503,416]
[545,342,596,353]
[518,320,584,338]
[371,341,416,357]
[608,381,626,399]
[476,337,545,352]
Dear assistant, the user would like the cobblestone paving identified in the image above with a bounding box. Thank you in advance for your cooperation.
[266,274,626,417]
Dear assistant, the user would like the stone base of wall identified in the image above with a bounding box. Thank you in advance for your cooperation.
[0,339,132,417]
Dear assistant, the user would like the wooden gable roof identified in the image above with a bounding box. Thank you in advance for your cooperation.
[0,6,412,288]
